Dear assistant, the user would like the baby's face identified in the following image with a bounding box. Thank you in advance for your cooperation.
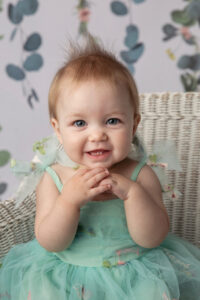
[52,79,139,169]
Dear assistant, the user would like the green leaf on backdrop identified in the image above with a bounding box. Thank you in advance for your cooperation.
[124,25,139,48]
[19,0,38,16]
[162,24,178,41]
[24,33,42,51]
[182,35,196,45]
[8,3,23,24]
[171,8,196,26]
[6,64,26,80]
[10,27,18,41]
[186,1,200,20]
[8,0,39,25]
[110,1,128,16]
[23,53,43,71]
[178,54,200,71]
[181,73,198,92]
[0,150,11,167]
[0,183,7,195]
[132,0,146,3]
[120,43,144,63]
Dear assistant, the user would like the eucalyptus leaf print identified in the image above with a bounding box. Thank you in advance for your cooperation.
[178,54,200,71]
[8,3,23,24]
[6,64,25,80]
[124,25,139,48]
[24,33,42,51]
[163,24,178,41]
[0,0,3,11]
[162,0,200,91]
[132,0,146,3]
[0,150,10,167]
[111,1,146,74]
[0,0,4,39]
[23,53,43,71]
[120,43,144,63]
[171,8,196,27]
[111,1,128,16]
[0,183,7,195]
[10,27,18,41]
[20,0,38,16]
[6,0,43,108]
[180,72,198,91]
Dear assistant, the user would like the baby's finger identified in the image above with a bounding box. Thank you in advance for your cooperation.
[83,167,108,180]
[84,167,105,180]
[98,177,113,187]
[90,184,111,197]
[75,167,89,176]
[87,170,109,187]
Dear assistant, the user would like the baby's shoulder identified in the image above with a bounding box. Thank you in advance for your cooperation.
[122,157,157,183]
[38,164,75,190]
[48,163,76,186]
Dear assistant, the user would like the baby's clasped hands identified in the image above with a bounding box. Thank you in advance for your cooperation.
[61,167,110,208]
[99,172,134,201]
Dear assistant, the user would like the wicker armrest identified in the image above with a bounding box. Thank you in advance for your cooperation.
[0,192,36,259]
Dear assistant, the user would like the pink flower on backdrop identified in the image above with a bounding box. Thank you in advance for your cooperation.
[79,8,90,22]
[180,27,192,40]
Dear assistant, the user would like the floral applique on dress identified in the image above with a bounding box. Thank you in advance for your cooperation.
[146,140,182,201]
[73,284,92,300]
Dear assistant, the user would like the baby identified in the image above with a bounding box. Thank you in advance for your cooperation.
[35,39,169,253]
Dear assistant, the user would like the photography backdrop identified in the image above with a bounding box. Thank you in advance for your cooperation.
[1,0,200,201]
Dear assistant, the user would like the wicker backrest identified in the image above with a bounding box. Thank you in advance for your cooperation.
[137,92,200,248]
[0,92,200,259]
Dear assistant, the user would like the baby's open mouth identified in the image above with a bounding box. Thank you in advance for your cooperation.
[86,150,111,159]
[87,150,109,156]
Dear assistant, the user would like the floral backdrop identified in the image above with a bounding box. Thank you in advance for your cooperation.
[1,0,200,201]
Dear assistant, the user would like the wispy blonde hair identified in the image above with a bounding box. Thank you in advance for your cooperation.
[48,36,140,119]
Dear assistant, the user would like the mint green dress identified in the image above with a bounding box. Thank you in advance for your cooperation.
[1,161,200,300]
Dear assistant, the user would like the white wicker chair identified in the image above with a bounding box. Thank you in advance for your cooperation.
[0,92,200,260]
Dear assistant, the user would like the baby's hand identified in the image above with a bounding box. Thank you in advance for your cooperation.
[61,167,110,209]
[99,172,134,201]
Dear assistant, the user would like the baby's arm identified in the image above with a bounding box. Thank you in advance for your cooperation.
[123,165,170,248]
[35,167,110,252]
[99,166,170,249]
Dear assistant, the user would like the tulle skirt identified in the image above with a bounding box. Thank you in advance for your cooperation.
[0,233,200,300]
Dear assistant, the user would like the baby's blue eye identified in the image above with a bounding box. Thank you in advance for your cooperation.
[73,120,86,127]
[106,118,120,125]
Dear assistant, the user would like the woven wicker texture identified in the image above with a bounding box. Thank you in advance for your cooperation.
[0,92,200,259]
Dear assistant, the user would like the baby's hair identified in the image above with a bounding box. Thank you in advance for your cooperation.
[48,35,140,120]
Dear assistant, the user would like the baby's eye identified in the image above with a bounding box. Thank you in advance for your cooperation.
[106,118,120,125]
[73,120,86,127]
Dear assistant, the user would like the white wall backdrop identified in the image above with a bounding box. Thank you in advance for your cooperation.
[1,0,200,200]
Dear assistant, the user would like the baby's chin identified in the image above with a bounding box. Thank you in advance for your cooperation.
[82,162,113,170]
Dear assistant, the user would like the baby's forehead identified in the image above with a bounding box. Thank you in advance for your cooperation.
[56,78,134,117]
[58,76,128,98]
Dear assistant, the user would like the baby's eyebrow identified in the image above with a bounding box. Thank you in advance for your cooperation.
[68,113,84,117]
[105,112,126,116]
[66,111,127,119]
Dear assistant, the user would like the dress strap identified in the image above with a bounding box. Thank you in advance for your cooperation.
[46,166,63,193]
[131,159,146,182]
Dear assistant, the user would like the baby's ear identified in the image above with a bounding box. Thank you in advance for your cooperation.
[132,114,141,136]
[51,118,63,144]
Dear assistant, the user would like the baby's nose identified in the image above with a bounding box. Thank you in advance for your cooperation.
[88,129,108,142]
